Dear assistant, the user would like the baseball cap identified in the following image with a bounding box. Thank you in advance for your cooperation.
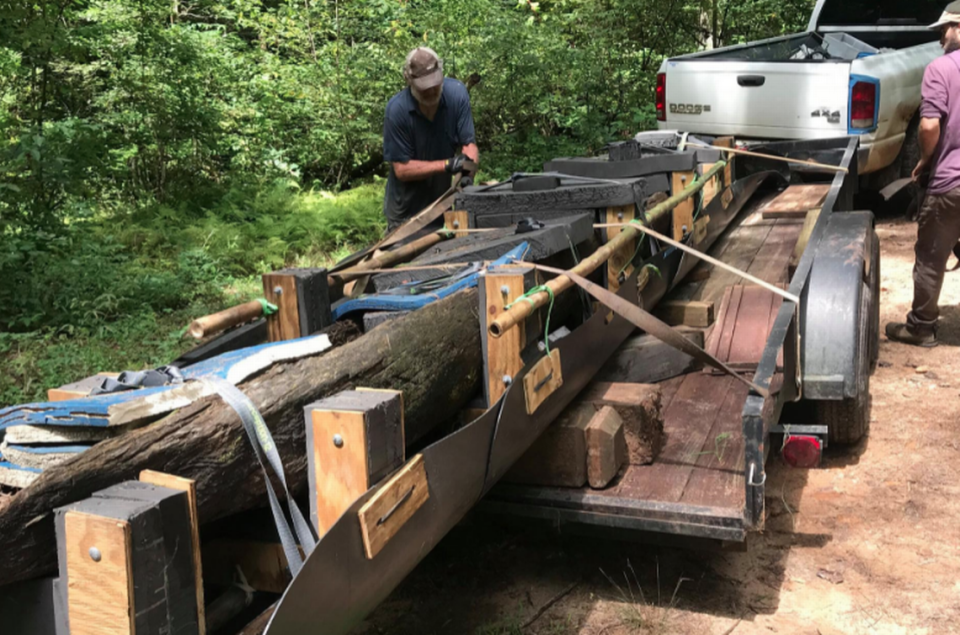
[929,1,960,29]
[405,48,444,91]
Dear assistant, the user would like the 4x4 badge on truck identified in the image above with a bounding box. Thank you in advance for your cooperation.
[670,103,711,115]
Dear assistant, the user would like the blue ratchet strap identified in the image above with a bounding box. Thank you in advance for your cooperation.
[201,377,317,575]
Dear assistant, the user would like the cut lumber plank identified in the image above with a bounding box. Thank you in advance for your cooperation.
[0,288,484,585]
[654,299,715,327]
[759,184,829,218]
[47,373,119,402]
[577,382,663,465]
[585,406,627,489]
[504,404,594,487]
[704,285,784,373]
[596,328,704,384]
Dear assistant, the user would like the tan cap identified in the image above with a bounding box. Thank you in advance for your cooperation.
[404,47,444,91]
[929,1,960,29]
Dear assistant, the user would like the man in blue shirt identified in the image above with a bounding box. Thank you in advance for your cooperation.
[382,47,478,230]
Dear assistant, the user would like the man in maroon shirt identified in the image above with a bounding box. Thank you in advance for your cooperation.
[887,1,960,347]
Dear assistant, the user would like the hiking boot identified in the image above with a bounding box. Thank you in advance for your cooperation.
[885,322,938,348]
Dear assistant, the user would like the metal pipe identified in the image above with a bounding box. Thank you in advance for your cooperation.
[488,161,727,338]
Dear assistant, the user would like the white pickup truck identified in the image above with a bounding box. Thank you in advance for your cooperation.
[657,0,944,185]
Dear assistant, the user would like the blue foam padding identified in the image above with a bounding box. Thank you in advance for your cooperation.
[0,460,41,474]
[5,444,93,454]
[332,243,528,320]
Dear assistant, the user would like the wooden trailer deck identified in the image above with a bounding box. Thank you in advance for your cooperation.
[488,196,809,529]
[593,202,804,512]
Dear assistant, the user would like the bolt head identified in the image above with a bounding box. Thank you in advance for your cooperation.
[273,286,283,296]
[453,220,461,229]
[502,375,512,386]
[500,285,510,295]
[333,434,344,448]
[89,547,102,562]
[617,212,624,221]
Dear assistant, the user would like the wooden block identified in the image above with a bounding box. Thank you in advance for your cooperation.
[693,214,710,245]
[585,406,627,489]
[140,471,205,635]
[712,137,735,208]
[201,539,292,594]
[760,184,830,218]
[578,382,663,465]
[480,268,533,406]
[305,389,405,536]
[654,299,715,327]
[596,328,704,384]
[671,171,696,240]
[523,349,563,415]
[504,404,593,487]
[604,205,636,292]
[701,164,720,207]
[443,210,470,237]
[47,373,119,402]
[262,268,331,342]
[358,454,429,559]
[64,512,135,635]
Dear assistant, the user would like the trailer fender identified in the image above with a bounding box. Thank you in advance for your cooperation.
[800,211,876,401]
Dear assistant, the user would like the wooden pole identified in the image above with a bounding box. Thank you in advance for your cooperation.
[188,300,264,340]
[328,231,454,286]
[488,161,727,338]
[685,141,848,174]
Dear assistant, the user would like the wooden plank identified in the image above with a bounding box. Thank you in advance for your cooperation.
[139,471,205,635]
[64,511,135,635]
[745,221,803,283]
[727,286,777,367]
[358,454,429,559]
[577,382,663,466]
[759,184,829,217]
[48,373,119,402]
[504,404,593,487]
[712,137,735,208]
[263,273,300,342]
[654,299,715,327]
[443,210,470,238]
[671,171,696,240]
[605,205,636,292]
[483,271,527,405]
[523,349,562,415]
[701,163,720,207]
[201,539,292,594]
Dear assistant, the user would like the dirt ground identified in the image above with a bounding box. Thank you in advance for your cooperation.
[358,215,960,635]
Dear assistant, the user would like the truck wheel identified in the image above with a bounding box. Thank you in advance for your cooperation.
[816,281,872,445]
[900,119,922,217]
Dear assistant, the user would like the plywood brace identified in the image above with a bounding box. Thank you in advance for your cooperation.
[262,268,331,342]
[443,210,470,238]
[357,453,429,559]
[603,205,636,293]
[479,266,538,407]
[671,171,697,240]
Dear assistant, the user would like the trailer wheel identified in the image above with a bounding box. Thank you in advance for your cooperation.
[817,280,872,445]
[866,231,881,371]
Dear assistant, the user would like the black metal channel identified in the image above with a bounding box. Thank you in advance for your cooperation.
[741,136,860,528]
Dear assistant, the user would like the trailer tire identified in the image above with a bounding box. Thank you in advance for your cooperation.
[817,280,872,445]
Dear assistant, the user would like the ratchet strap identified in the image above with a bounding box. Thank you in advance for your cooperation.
[201,377,317,575]
[530,263,772,399]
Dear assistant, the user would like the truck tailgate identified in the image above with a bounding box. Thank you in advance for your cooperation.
[663,61,851,139]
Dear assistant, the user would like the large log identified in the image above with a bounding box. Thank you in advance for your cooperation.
[0,289,483,585]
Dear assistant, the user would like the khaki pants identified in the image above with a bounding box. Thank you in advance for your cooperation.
[908,188,960,332]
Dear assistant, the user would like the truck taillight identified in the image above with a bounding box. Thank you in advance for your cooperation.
[850,79,878,130]
[656,73,666,122]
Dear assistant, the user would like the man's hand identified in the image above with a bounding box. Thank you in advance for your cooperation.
[912,158,929,183]
[445,154,472,174]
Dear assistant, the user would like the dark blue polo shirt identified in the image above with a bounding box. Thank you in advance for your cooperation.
[382,78,476,227]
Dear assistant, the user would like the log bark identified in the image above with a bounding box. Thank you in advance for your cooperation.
[0,289,483,585]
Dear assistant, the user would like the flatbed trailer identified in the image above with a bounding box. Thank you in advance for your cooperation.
[483,135,875,542]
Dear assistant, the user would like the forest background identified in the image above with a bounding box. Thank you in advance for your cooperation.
[0,0,812,404]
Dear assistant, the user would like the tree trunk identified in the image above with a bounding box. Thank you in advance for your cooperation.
[0,289,483,585]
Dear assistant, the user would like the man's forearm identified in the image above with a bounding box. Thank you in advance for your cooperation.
[393,160,447,182]
[919,117,941,164]
[462,143,479,164]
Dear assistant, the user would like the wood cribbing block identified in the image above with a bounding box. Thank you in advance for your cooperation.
[357,453,429,559]
[479,266,537,406]
[654,299,715,327]
[713,137,735,208]
[443,210,470,237]
[305,389,404,536]
[604,205,636,292]
[504,404,594,487]
[596,327,704,384]
[760,184,829,218]
[577,382,663,465]
[47,372,119,402]
[262,268,331,342]
[56,483,200,635]
[586,406,627,489]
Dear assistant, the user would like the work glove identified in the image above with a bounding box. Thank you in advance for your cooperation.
[445,154,476,175]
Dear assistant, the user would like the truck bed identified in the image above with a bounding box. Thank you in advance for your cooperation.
[485,196,805,540]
